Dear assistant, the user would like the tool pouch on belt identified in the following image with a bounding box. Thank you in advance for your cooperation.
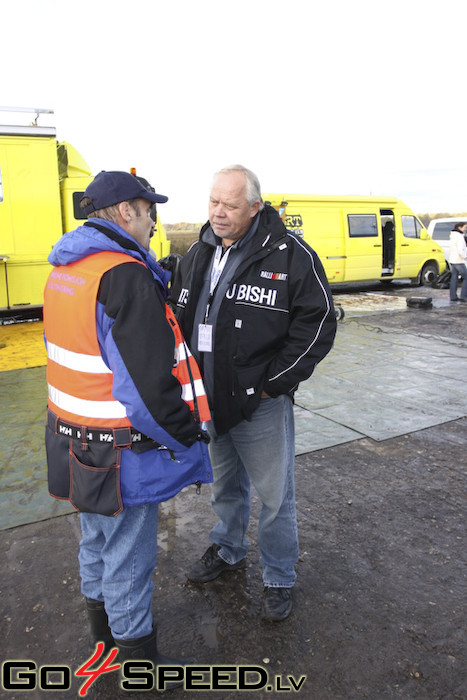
[69,440,124,517]
[46,413,129,517]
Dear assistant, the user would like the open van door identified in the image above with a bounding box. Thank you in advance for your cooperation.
[344,212,383,281]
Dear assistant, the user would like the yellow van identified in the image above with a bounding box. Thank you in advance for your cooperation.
[0,108,170,316]
[262,194,445,286]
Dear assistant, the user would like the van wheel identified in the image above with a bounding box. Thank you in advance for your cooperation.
[335,304,345,321]
[420,262,438,286]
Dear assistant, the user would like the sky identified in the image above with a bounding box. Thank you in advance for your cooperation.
[2,0,466,223]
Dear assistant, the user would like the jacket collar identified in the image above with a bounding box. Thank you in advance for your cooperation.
[48,218,171,291]
[199,204,287,252]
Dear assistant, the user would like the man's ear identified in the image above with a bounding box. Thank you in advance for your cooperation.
[118,201,132,223]
[250,201,260,218]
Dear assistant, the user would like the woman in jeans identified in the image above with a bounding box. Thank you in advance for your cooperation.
[448,222,467,301]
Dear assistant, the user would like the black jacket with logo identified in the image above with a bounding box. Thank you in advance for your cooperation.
[170,205,337,435]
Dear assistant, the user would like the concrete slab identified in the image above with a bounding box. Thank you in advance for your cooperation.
[294,406,364,454]
[313,395,463,441]
[0,366,75,531]
[294,374,355,409]
[383,379,467,414]
[295,320,467,441]
[403,354,467,379]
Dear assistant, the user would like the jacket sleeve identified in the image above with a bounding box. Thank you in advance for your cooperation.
[457,234,467,259]
[262,236,337,397]
[97,262,202,449]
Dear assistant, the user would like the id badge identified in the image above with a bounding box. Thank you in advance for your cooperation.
[198,323,213,352]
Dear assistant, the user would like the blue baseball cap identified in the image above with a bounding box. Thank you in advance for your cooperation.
[81,170,168,215]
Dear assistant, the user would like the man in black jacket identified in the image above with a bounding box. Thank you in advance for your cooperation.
[171,165,336,620]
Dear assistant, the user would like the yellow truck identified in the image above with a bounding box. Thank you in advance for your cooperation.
[0,107,170,316]
[263,194,445,286]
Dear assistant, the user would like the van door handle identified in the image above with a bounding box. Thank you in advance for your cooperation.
[373,244,382,247]
[401,243,409,246]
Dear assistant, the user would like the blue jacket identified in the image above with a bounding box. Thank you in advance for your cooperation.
[46,219,212,507]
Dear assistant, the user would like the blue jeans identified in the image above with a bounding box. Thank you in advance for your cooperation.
[79,504,158,640]
[207,395,298,588]
[449,262,467,300]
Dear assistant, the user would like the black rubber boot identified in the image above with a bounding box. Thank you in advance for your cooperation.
[115,628,196,691]
[85,598,114,653]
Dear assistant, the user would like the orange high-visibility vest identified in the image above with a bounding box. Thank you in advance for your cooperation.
[44,250,210,428]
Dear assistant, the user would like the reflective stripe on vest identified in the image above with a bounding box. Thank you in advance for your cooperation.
[46,340,112,374]
[48,385,127,419]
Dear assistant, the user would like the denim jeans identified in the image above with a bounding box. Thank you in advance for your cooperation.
[449,262,467,300]
[79,503,158,640]
[207,395,298,588]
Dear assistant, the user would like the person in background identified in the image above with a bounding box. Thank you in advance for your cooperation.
[170,165,336,621]
[448,222,467,302]
[43,170,211,689]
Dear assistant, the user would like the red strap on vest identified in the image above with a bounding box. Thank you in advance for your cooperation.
[165,305,211,422]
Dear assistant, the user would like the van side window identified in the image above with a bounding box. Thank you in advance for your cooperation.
[402,215,422,238]
[72,192,87,220]
[348,214,377,237]
[431,222,454,240]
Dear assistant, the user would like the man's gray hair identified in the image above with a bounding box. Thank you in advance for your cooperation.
[215,165,264,210]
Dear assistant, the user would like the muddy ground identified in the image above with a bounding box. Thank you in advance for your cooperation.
[1,290,466,699]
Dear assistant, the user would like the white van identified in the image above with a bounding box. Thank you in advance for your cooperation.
[427,217,467,261]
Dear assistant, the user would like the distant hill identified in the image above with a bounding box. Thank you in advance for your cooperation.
[165,223,202,234]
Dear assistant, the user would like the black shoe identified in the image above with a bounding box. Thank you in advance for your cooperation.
[186,543,246,583]
[261,587,292,621]
[459,298,467,302]
[451,297,460,301]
